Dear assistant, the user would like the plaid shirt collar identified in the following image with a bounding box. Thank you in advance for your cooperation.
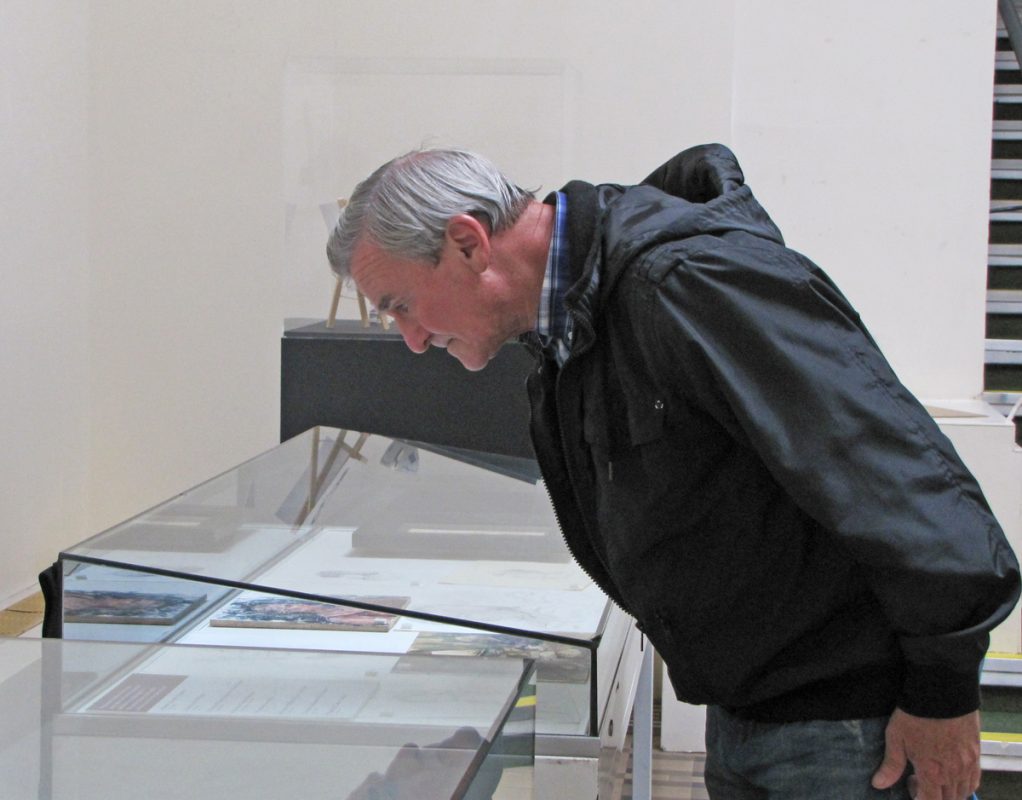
[536,192,572,364]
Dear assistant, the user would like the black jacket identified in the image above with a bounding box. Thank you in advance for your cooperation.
[525,144,1020,722]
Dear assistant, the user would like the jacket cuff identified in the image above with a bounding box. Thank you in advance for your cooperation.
[898,630,988,718]
[898,661,981,718]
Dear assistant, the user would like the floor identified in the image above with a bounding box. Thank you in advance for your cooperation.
[610,740,708,800]
[610,703,710,800]
[0,591,43,636]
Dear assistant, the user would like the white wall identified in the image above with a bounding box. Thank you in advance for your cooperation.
[85,0,292,531]
[84,0,733,534]
[732,0,998,398]
[0,1,1003,602]
[282,1,735,321]
[0,2,91,606]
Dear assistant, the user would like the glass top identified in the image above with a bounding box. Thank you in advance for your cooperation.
[62,428,610,646]
[0,635,533,800]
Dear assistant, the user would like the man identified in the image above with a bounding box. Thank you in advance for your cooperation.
[327,145,1020,799]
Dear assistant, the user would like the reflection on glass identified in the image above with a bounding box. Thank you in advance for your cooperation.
[0,637,534,800]
[61,428,629,737]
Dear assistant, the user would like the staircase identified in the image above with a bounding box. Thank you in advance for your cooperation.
[982,655,1022,798]
[980,17,1022,798]
[990,21,1022,439]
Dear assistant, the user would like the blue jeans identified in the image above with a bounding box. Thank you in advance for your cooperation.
[704,706,911,799]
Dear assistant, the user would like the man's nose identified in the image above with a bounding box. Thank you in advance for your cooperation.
[395,317,429,354]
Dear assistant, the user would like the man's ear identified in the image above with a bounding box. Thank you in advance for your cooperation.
[445,215,491,273]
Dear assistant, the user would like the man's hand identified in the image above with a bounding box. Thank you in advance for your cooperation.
[871,708,980,799]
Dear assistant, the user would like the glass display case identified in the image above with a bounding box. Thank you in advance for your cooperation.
[0,635,534,800]
[54,428,641,761]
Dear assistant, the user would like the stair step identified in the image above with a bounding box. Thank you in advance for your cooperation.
[991,200,1022,219]
[985,279,1021,314]
[989,226,1022,246]
[998,50,1022,71]
[981,657,1022,774]
[986,712,1022,734]
[993,123,1022,158]
[990,204,1022,242]
[982,743,1022,776]
[989,200,1022,243]
[997,50,1022,85]
[985,335,1022,393]
[994,120,1022,140]
[995,84,1022,119]
[988,293,1022,326]
[985,363,1022,390]
[977,769,1022,799]
[983,731,1022,752]
[992,158,1022,179]
[990,243,1022,265]
[991,159,1022,196]
[987,338,1022,361]
[984,655,1022,681]
[988,245,1022,289]
[987,313,1022,338]
[981,390,1022,415]
[990,267,1022,290]
[988,289,1022,313]
[996,84,1022,103]
[992,182,1022,200]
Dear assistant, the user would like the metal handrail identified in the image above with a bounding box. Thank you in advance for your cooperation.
[1001,0,1022,77]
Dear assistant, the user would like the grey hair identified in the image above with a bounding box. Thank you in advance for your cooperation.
[326,149,534,282]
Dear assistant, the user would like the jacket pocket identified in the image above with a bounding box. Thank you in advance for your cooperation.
[582,387,667,454]
[626,394,666,445]
[640,612,712,706]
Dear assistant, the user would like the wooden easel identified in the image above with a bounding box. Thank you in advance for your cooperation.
[298,428,371,525]
[326,198,390,331]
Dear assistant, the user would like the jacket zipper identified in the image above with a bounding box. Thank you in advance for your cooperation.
[544,309,630,616]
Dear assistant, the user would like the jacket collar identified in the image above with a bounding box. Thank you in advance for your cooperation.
[544,180,605,362]
[538,145,782,364]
